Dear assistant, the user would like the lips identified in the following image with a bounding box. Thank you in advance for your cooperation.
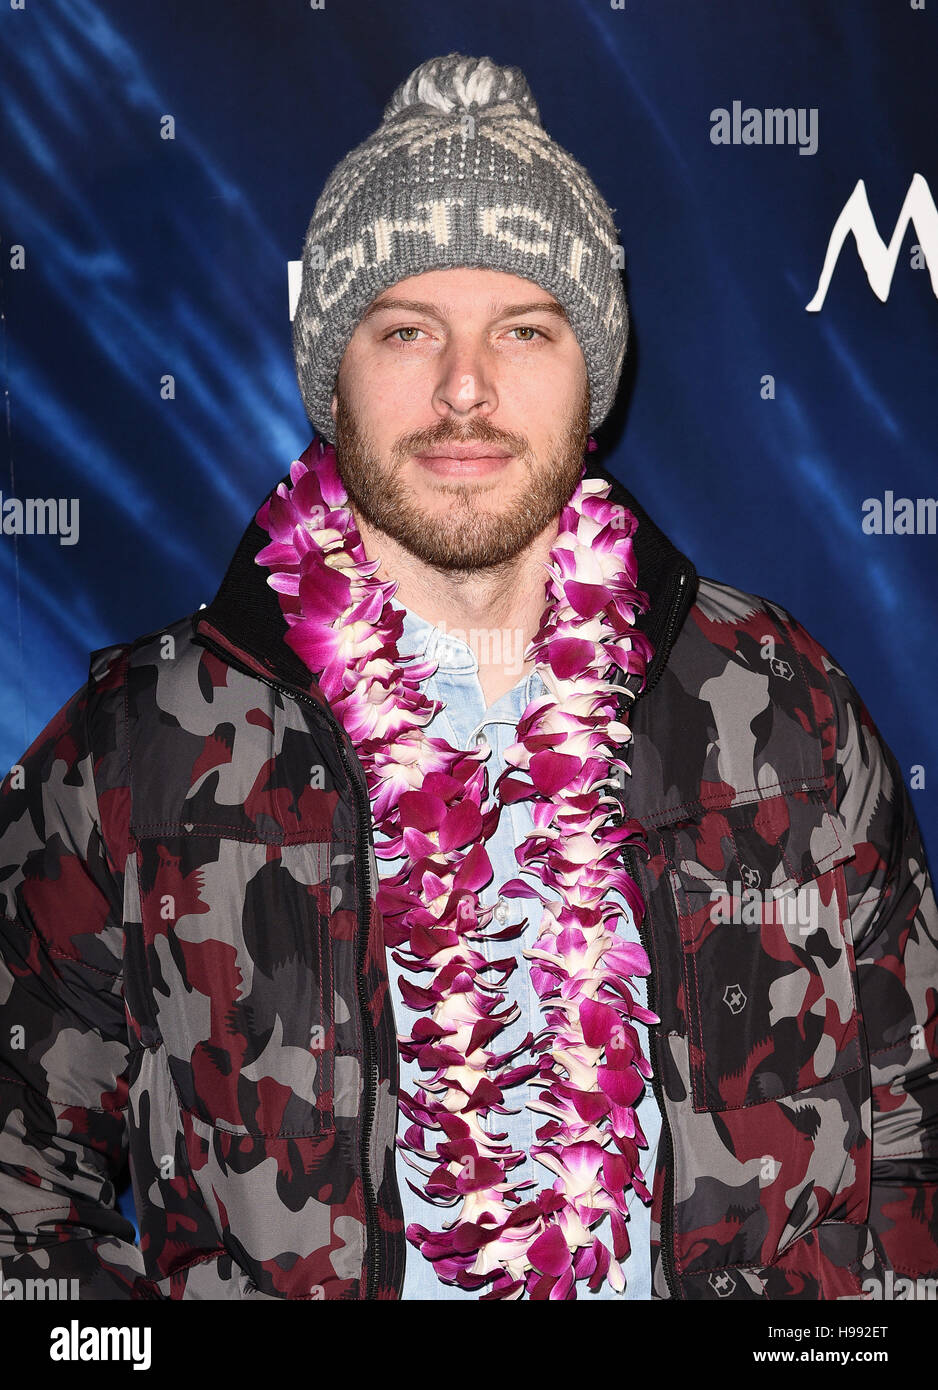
[416,446,513,461]
[414,446,514,478]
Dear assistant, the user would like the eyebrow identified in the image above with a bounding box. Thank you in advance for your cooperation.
[361,296,569,325]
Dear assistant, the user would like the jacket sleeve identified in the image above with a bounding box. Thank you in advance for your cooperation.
[0,662,155,1299]
[822,648,938,1278]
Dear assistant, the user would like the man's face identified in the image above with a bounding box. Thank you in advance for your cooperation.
[330,267,590,571]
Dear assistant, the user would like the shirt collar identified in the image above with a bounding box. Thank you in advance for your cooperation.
[395,601,547,710]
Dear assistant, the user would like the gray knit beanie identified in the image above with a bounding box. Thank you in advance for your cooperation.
[292,52,628,443]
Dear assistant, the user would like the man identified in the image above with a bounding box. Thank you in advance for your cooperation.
[1,51,935,1301]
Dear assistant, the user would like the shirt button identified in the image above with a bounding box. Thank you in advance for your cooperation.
[494,897,510,924]
[475,734,490,754]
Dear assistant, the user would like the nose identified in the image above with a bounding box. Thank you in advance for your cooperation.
[431,339,497,424]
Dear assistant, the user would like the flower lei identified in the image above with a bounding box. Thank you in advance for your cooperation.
[255,436,659,1300]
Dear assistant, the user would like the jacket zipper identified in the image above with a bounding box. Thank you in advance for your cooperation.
[614,566,689,1299]
[192,630,384,1300]
[332,730,382,1301]
[643,569,688,697]
[623,841,679,1300]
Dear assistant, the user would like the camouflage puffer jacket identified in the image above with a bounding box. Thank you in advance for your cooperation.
[1,442,936,1300]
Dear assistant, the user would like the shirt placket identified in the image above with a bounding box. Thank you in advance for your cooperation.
[431,661,546,1179]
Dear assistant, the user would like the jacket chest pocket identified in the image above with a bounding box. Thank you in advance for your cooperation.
[135,831,336,1137]
[660,794,862,1113]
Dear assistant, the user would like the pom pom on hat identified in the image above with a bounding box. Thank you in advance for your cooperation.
[382,52,542,125]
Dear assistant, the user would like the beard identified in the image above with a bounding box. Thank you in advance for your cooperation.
[331,378,591,572]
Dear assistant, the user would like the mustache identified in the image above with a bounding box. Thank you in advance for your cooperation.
[398,422,529,458]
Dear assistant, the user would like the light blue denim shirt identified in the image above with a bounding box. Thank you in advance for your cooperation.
[376,601,660,1300]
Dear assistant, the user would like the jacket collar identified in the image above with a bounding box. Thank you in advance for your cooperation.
[194,437,698,710]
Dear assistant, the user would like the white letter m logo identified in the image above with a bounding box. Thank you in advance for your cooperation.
[806,173,938,311]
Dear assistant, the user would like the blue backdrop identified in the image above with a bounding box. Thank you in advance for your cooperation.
[3,0,936,1235]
